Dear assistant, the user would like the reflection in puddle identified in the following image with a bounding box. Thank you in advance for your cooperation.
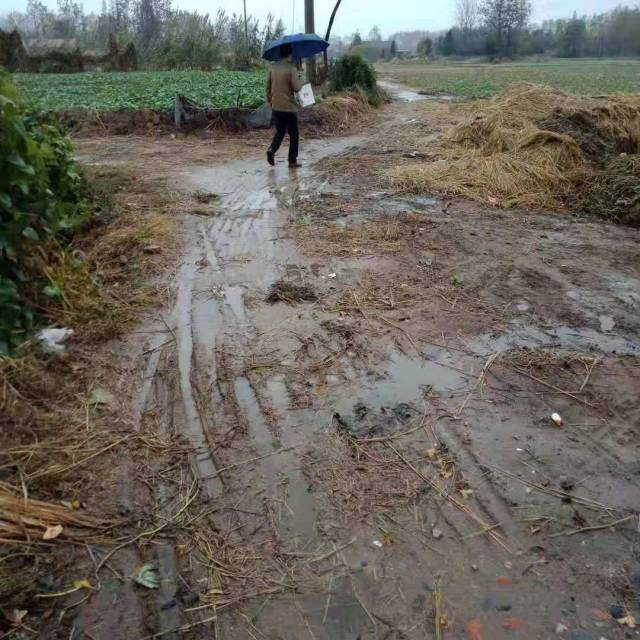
[599,314,615,332]
[378,80,457,103]
[331,348,470,419]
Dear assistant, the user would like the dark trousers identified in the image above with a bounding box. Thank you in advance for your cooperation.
[269,110,299,163]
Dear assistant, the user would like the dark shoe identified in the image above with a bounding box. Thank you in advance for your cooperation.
[267,150,275,166]
[288,161,302,168]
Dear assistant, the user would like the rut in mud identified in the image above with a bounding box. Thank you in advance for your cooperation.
[66,87,640,640]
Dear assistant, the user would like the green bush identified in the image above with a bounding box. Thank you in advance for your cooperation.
[331,54,381,104]
[0,70,89,354]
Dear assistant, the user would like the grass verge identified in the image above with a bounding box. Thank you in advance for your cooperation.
[0,166,178,611]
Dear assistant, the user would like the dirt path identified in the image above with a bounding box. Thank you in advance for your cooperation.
[70,87,640,640]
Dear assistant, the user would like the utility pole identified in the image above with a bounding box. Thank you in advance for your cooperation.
[304,0,316,84]
[243,0,249,69]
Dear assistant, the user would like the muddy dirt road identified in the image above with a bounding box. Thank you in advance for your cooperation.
[70,85,640,640]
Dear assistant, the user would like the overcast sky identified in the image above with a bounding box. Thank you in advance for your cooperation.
[2,0,634,35]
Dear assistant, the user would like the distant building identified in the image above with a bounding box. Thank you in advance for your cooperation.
[0,29,137,73]
[26,38,81,56]
[350,40,396,62]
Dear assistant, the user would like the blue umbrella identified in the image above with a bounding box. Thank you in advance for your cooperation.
[263,33,329,62]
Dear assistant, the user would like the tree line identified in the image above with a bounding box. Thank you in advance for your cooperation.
[432,0,640,58]
[337,2,640,60]
[1,0,286,69]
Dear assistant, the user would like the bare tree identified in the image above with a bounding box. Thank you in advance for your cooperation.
[368,25,382,41]
[456,0,478,32]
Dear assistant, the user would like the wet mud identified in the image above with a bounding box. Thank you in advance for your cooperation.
[68,87,640,640]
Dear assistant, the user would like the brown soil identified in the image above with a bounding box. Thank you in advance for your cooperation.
[2,84,640,640]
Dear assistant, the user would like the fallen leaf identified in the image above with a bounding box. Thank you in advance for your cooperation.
[71,497,81,510]
[460,489,475,499]
[133,563,159,589]
[467,618,482,640]
[383,531,394,546]
[42,524,63,540]
[9,610,27,626]
[617,615,636,628]
[591,608,610,621]
[497,576,513,586]
[502,617,526,631]
[425,448,438,460]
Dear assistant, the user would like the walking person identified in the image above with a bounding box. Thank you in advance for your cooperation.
[266,44,304,168]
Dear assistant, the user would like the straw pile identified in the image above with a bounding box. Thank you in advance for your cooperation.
[390,83,640,214]
[302,90,372,133]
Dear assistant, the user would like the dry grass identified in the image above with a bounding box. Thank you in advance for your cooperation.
[389,83,640,211]
[294,212,423,257]
[305,432,426,518]
[11,167,179,344]
[330,279,419,314]
[0,166,180,611]
[303,90,373,134]
[305,422,509,550]
[0,481,107,543]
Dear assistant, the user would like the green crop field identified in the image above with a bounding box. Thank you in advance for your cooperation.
[13,69,267,111]
[377,58,640,97]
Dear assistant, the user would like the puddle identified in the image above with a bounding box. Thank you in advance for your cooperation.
[607,274,640,309]
[330,348,470,420]
[411,195,439,207]
[378,80,429,102]
[469,322,638,356]
[599,314,615,332]
[325,320,638,439]
[174,253,221,498]
[378,80,457,103]
[234,376,278,454]
[235,375,319,544]
[224,285,247,322]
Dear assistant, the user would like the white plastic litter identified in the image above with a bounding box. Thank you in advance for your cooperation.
[36,327,74,354]
[372,540,383,548]
[551,412,564,427]
[298,83,316,108]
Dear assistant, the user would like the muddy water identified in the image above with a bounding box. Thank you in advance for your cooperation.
[378,80,457,102]
[81,105,640,640]
[63,82,640,640]
[125,121,639,638]
[169,137,362,516]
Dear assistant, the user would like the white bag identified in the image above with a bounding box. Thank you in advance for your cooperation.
[298,83,315,108]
